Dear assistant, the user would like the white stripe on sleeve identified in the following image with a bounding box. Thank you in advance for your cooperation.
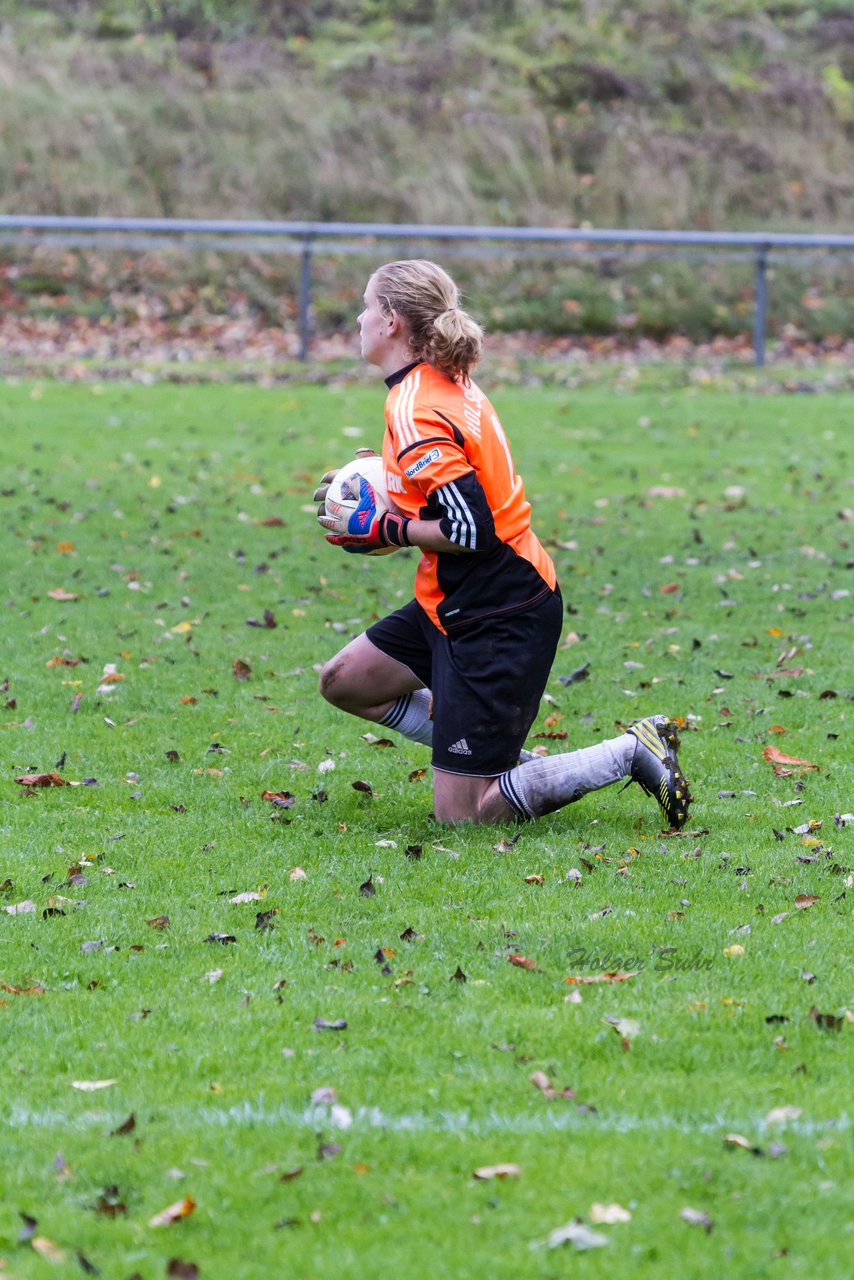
[437,480,477,550]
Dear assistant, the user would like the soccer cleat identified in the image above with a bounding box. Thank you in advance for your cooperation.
[626,715,692,830]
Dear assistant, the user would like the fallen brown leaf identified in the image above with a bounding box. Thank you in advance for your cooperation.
[547,1220,609,1250]
[92,1185,127,1216]
[472,1163,521,1180]
[565,971,639,985]
[110,1113,136,1137]
[529,1070,552,1094]
[529,1070,575,1100]
[724,1133,762,1155]
[149,1196,196,1227]
[762,746,820,776]
[765,1105,801,1125]
[18,1212,37,1242]
[166,1261,200,1280]
[680,1206,713,1233]
[246,608,277,629]
[493,833,521,853]
[590,1202,632,1224]
[31,1236,66,1262]
[808,1006,844,1031]
[14,771,69,787]
[261,789,295,807]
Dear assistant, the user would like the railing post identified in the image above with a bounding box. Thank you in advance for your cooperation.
[752,245,768,367]
[298,236,313,361]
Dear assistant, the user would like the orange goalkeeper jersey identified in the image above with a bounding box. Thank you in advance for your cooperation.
[381,361,556,634]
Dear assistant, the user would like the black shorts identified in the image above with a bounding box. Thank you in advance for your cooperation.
[365,587,563,777]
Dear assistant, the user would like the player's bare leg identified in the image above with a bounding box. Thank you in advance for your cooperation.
[433,736,637,824]
[432,745,628,825]
[433,718,691,830]
[319,633,424,723]
[432,769,512,824]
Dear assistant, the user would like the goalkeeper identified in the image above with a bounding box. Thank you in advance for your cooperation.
[314,259,692,829]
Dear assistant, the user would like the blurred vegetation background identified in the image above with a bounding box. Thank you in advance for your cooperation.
[0,0,852,346]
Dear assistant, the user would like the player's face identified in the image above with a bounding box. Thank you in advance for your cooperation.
[357,278,391,367]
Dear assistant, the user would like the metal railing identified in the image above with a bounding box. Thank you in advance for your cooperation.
[2,214,853,366]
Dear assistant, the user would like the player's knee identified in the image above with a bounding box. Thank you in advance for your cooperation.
[318,655,349,708]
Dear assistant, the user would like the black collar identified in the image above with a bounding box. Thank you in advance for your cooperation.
[385,361,421,389]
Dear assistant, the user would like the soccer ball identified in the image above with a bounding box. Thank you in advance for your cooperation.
[323,455,399,556]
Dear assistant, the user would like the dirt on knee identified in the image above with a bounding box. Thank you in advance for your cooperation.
[318,654,347,704]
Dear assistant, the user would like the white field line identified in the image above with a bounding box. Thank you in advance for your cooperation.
[4,1103,850,1138]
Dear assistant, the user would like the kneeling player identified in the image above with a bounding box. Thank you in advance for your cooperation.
[315,259,692,829]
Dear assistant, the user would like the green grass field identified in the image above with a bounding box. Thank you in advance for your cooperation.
[1,379,852,1279]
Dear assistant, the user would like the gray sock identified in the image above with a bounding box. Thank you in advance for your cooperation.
[379,688,433,746]
[498,735,635,820]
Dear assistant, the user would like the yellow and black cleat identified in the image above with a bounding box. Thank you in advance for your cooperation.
[627,715,693,830]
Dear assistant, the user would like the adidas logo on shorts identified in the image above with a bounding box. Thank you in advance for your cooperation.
[448,738,472,756]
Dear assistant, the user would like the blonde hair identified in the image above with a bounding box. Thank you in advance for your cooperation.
[371,259,483,382]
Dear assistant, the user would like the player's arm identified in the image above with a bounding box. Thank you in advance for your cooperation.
[318,470,495,556]
[392,409,499,555]
[318,415,496,555]
[317,494,462,555]
[344,470,495,555]
[404,519,458,553]
[407,470,496,554]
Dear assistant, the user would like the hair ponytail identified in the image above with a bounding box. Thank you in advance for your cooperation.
[426,307,483,383]
[371,260,483,382]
